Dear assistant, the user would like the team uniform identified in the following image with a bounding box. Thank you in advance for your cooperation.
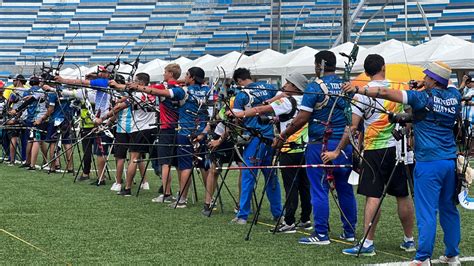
[153,80,179,166]
[89,78,113,156]
[114,96,133,160]
[128,91,157,154]
[353,80,409,198]
[45,90,73,145]
[299,74,357,240]
[232,81,282,221]
[271,93,312,228]
[401,86,461,261]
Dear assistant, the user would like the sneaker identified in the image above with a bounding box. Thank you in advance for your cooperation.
[233,206,240,214]
[342,243,376,256]
[117,188,132,197]
[77,175,90,181]
[151,194,174,203]
[27,166,36,171]
[230,217,247,225]
[90,179,105,186]
[110,182,122,192]
[438,255,460,265]
[400,240,416,252]
[201,204,212,216]
[140,182,150,190]
[168,200,187,209]
[339,232,356,242]
[298,233,330,245]
[409,259,431,265]
[269,223,296,234]
[296,220,313,231]
[19,163,29,168]
[67,169,74,174]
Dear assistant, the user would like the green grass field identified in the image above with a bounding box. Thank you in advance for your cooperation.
[1,163,474,265]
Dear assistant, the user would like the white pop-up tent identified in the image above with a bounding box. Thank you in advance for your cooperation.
[430,42,474,70]
[147,56,193,81]
[179,54,217,80]
[258,46,319,78]
[137,58,169,82]
[352,39,414,73]
[385,34,472,66]
[201,51,249,78]
[238,49,284,76]
[329,42,367,69]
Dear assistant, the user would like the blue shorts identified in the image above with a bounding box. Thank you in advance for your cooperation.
[93,132,113,156]
[176,134,208,170]
[46,121,72,144]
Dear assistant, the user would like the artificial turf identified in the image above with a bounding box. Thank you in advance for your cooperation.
[1,164,474,265]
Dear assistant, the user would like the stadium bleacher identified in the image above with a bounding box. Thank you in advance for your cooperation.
[0,0,472,75]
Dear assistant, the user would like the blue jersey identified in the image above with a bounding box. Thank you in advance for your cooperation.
[170,84,210,136]
[403,86,461,161]
[47,91,71,123]
[90,78,110,118]
[25,85,40,122]
[300,75,347,142]
[233,81,277,140]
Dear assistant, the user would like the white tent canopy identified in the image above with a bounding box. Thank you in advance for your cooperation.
[179,54,217,80]
[385,34,472,66]
[137,58,169,82]
[201,51,249,78]
[258,46,319,77]
[431,42,474,70]
[238,49,284,76]
[352,39,413,72]
[329,42,367,69]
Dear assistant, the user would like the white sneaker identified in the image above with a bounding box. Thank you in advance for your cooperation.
[140,182,150,190]
[439,255,460,265]
[110,182,122,192]
[409,259,431,265]
[151,194,174,203]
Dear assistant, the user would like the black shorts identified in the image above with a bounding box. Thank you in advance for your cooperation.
[114,132,130,159]
[357,146,409,198]
[33,122,48,141]
[7,128,21,138]
[156,128,177,166]
[129,128,155,154]
[46,121,72,144]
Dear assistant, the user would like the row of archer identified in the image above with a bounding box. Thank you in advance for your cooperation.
[0,49,469,265]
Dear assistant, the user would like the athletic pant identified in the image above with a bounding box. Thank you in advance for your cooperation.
[280,152,311,225]
[80,128,94,175]
[237,137,282,220]
[414,160,460,261]
[305,140,357,236]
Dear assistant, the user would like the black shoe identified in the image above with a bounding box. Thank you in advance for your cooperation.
[78,175,90,181]
[67,169,74,174]
[90,179,105,186]
[19,163,29,168]
[117,188,132,196]
[201,204,212,217]
[27,166,36,171]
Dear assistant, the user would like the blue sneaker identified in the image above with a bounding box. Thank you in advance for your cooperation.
[298,233,330,245]
[339,232,356,242]
[342,244,376,256]
[400,240,416,252]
